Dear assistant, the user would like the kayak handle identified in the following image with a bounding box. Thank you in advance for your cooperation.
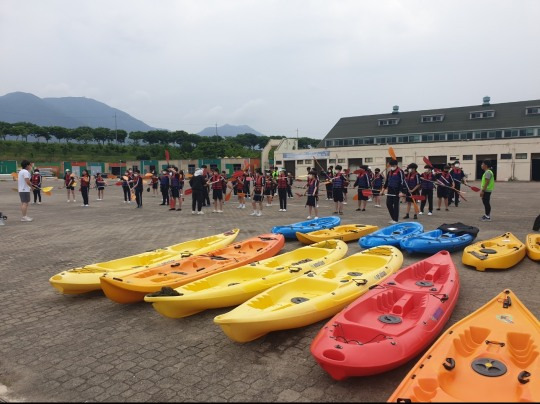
[518,371,531,384]
[443,357,455,371]
[503,295,512,308]
[352,278,368,286]
[485,340,505,347]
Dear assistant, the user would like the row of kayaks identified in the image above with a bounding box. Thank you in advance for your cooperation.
[48,228,539,402]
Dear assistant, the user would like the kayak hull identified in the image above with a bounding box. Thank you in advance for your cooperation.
[526,233,540,261]
[462,232,526,271]
[359,222,424,248]
[296,224,378,244]
[400,229,474,254]
[272,216,341,239]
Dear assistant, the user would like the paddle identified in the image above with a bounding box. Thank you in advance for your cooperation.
[225,190,232,201]
[12,186,53,196]
[454,179,481,192]
[184,188,193,196]
[388,146,397,160]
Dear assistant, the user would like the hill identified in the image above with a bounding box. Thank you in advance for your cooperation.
[0,92,156,132]
[198,124,263,137]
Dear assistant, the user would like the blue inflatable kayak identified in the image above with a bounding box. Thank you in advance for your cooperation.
[272,216,341,240]
[359,222,423,248]
[400,229,475,254]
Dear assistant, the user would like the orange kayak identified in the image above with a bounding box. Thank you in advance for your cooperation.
[388,289,540,402]
[100,233,285,304]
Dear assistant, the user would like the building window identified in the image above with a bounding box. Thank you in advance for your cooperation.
[364,138,374,144]
[365,158,373,163]
[296,160,303,164]
[422,134,434,141]
[275,160,282,165]
[516,153,527,159]
[463,155,473,160]
[469,110,495,119]
[329,159,336,164]
[421,114,445,123]
[337,159,346,163]
[525,106,540,115]
[304,160,312,166]
[354,138,364,145]
[500,154,512,159]
[377,118,400,126]
[450,156,459,161]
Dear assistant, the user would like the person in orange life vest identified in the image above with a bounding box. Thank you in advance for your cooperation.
[31,168,42,204]
[151,171,159,197]
[419,165,435,216]
[403,163,421,220]
[435,164,454,212]
[448,161,467,207]
[276,168,289,212]
[353,166,370,212]
[381,159,405,224]
[64,169,76,202]
[263,172,274,207]
[79,169,91,207]
[305,170,319,219]
[232,175,245,209]
[371,167,384,208]
[131,170,144,208]
[169,167,181,211]
[209,167,225,213]
[250,168,265,217]
[95,172,106,201]
[332,165,347,215]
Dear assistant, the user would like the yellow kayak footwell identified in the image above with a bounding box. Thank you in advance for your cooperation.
[526,233,540,261]
[213,245,403,343]
[144,239,349,319]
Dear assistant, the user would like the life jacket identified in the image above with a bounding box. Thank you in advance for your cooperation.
[80,176,90,187]
[171,173,180,187]
[386,167,403,190]
[437,171,453,187]
[333,173,344,189]
[421,172,435,190]
[211,174,223,190]
[308,178,319,195]
[160,174,169,186]
[235,178,244,191]
[264,176,273,190]
[65,174,71,185]
[355,173,370,189]
[254,175,264,192]
[151,176,159,184]
[31,174,41,185]
[372,173,384,189]
[406,172,420,190]
[277,176,288,189]
[96,176,105,187]
[133,176,143,189]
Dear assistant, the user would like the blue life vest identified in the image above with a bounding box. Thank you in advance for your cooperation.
[386,168,403,190]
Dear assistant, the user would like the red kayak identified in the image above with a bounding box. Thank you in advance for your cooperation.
[310,250,460,380]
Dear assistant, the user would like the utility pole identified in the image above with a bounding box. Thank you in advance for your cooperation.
[215,123,218,136]
[114,113,118,143]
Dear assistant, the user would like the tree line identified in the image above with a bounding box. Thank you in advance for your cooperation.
[0,121,321,161]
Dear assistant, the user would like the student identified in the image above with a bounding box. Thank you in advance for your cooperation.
[95,172,105,201]
[64,169,76,203]
[448,161,467,207]
[132,170,143,208]
[480,159,494,221]
[177,169,185,211]
[250,168,265,217]
[189,169,206,215]
[79,169,91,207]
[381,159,405,224]
[234,175,246,209]
[18,160,34,222]
[159,169,170,206]
[342,169,350,205]
[210,168,224,213]
[243,168,251,199]
[201,165,211,207]
[122,170,132,204]
[264,172,274,206]
[371,168,384,208]
[277,169,288,212]
[31,168,42,204]
[151,171,159,198]
[403,163,421,220]
[365,166,374,202]
[305,170,319,219]
[435,165,454,212]
[419,165,435,215]
[332,165,347,215]
[353,166,370,212]
[169,167,180,211]
[324,166,334,200]
[286,172,294,198]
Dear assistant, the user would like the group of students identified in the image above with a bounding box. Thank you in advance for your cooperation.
[62,169,114,207]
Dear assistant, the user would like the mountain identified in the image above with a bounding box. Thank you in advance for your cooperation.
[0,92,156,132]
[198,124,263,137]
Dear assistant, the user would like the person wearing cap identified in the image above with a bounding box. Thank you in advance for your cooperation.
[480,160,494,221]
[448,161,467,207]
[31,168,42,204]
[381,159,405,224]
[435,164,454,212]
[189,169,206,214]
[353,165,370,212]
[403,163,421,220]
[64,169,76,203]
[419,165,435,215]
[372,167,384,208]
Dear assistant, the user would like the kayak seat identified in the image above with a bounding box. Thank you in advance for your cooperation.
[424,264,445,282]
[391,294,415,316]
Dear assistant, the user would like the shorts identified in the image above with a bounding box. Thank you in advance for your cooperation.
[437,187,448,199]
[372,189,381,196]
[97,186,104,191]
[19,192,30,203]
[66,186,74,190]
[152,183,158,189]
[213,189,223,200]
[333,189,344,203]
[253,192,263,202]
[264,188,272,196]
[171,188,180,198]
[343,187,348,194]
[306,195,317,207]
[406,193,419,203]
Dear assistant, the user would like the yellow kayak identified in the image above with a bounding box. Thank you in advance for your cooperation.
[49,229,240,294]
[145,239,348,319]
[526,233,540,261]
[214,246,403,343]
[462,232,526,271]
[296,224,378,244]
[388,289,540,402]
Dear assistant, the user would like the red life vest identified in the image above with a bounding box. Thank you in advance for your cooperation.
[211,174,223,190]
[254,175,264,192]
[277,176,288,189]
[65,174,71,185]
[235,178,244,191]
[31,174,41,185]
[80,176,90,187]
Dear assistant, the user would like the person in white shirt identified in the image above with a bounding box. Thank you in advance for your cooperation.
[18,160,34,222]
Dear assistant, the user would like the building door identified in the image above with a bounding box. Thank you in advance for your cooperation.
[314,159,327,175]
[532,154,540,181]
[348,158,363,171]
[476,155,497,181]
[284,160,295,177]
[427,155,447,171]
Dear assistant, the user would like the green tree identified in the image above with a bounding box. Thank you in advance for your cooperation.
[93,127,111,145]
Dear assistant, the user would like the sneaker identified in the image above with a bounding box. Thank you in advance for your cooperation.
[37,202,41,205]
[374,204,381,208]
[368,198,372,202]
[124,201,127,204]
[356,208,361,211]
[212,210,217,213]
[419,211,423,215]
[127,201,131,204]
[445,208,449,211]
[81,204,85,207]
[73,200,76,203]
[191,211,196,214]
[307,216,312,219]
[314,216,319,219]
[217,210,223,213]
[21,216,33,222]
[481,215,491,221]
[32,202,36,204]
[283,209,286,212]
[332,211,338,214]
[362,209,365,212]
[169,208,176,211]
[279,209,283,212]
[250,211,257,216]
[237,205,242,209]
[67,200,70,203]
[343,202,347,205]
[177,208,182,211]
[241,205,246,209]
[403,214,410,219]
[428,212,432,216]
[339,211,344,215]
[436,208,441,211]
[159,203,165,205]
[413,214,418,219]
[256,212,262,217]
[197,211,204,215]
[388,220,398,224]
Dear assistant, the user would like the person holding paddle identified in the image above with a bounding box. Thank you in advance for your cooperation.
[381,159,405,224]
[435,165,454,212]
[403,163,421,220]
[420,165,435,216]
[372,167,384,208]
[18,160,34,222]
[31,168,42,204]
[250,168,265,217]
[448,161,467,207]
[353,166,370,212]
[332,165,347,215]
[305,170,319,219]
[64,169,76,203]
[79,170,91,207]
[276,168,288,212]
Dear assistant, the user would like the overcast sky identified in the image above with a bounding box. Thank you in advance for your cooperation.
[1,0,539,138]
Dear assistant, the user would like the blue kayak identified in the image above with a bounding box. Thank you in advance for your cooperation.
[359,222,423,248]
[272,216,341,240]
[400,229,475,254]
